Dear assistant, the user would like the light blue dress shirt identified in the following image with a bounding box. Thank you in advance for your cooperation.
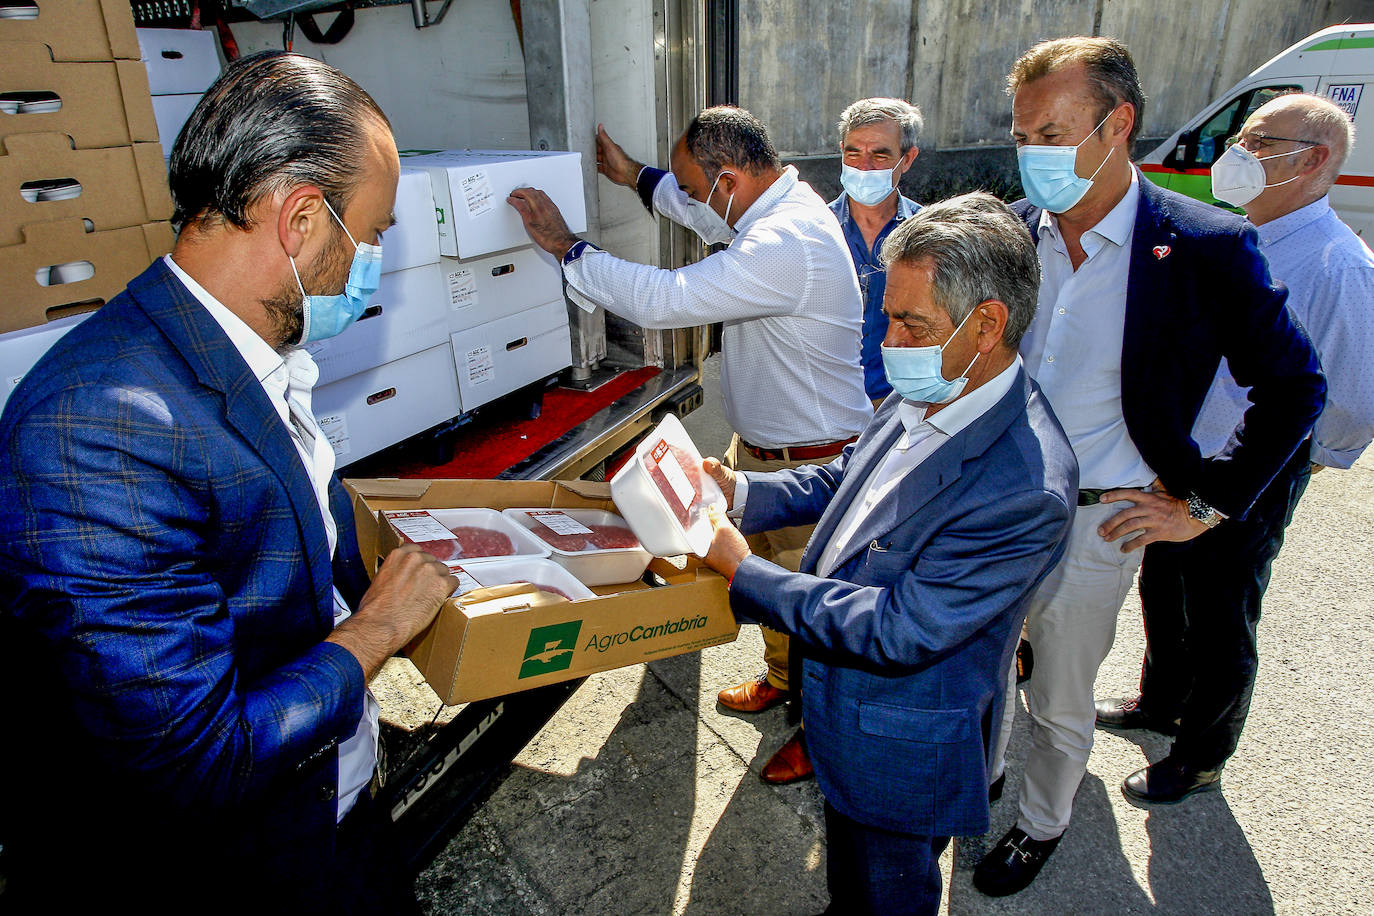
[1192,195,1374,468]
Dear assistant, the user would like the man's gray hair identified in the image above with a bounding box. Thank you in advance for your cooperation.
[1283,92,1356,185]
[879,192,1040,348]
[838,97,924,152]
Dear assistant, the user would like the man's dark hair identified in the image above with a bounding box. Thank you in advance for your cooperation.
[683,105,781,179]
[169,50,391,231]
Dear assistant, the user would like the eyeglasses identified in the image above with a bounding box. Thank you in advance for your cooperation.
[1224,132,1322,151]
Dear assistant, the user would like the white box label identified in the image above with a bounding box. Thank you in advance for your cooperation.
[656,445,696,512]
[460,171,495,217]
[466,345,494,385]
[528,510,594,536]
[385,510,455,542]
[448,564,484,595]
[447,266,477,309]
[318,413,351,459]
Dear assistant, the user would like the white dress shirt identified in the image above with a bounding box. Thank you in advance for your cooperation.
[731,357,1022,576]
[1192,195,1374,468]
[164,255,378,822]
[562,166,873,448]
[1019,169,1155,489]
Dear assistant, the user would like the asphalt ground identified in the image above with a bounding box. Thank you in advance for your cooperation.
[408,355,1374,914]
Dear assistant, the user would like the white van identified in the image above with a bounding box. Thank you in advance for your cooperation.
[1139,24,1374,237]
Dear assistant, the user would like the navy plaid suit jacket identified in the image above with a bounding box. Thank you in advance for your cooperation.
[0,259,374,903]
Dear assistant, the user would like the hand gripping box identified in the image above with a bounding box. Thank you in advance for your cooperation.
[0,133,171,246]
[0,41,158,149]
[0,218,173,333]
[346,478,738,705]
[0,0,141,62]
[398,149,586,258]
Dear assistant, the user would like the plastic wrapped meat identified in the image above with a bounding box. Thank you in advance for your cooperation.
[527,521,641,553]
[643,443,709,527]
[386,511,516,561]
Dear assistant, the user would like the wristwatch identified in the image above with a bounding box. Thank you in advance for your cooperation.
[1186,494,1223,529]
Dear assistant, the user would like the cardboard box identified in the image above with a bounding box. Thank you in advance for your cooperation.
[0,134,171,246]
[0,218,173,333]
[150,91,198,158]
[305,261,450,386]
[449,298,571,412]
[381,167,441,275]
[0,310,88,412]
[398,149,586,258]
[345,477,738,704]
[0,42,158,148]
[136,27,219,96]
[442,244,562,333]
[0,0,140,62]
[312,341,461,464]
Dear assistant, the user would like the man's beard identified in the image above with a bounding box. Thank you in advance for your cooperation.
[262,227,352,351]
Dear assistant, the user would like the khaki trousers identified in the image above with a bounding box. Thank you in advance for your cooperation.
[722,433,819,692]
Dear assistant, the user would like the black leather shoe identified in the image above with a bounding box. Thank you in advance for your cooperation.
[1122,758,1222,804]
[988,773,1006,803]
[1094,696,1180,735]
[972,827,1062,897]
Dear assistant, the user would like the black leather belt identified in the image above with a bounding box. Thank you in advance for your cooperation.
[1078,487,1146,507]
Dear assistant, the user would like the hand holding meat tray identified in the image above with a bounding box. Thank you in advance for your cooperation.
[609,414,727,557]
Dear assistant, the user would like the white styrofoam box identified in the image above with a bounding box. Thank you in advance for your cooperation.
[313,342,460,464]
[501,508,651,587]
[448,299,571,412]
[151,93,201,158]
[137,28,221,95]
[442,245,562,332]
[381,507,550,566]
[381,168,441,274]
[0,313,89,413]
[452,556,596,601]
[305,262,449,386]
[398,149,586,258]
[609,413,728,558]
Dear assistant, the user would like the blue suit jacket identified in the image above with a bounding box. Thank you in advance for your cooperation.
[0,260,372,900]
[730,369,1077,837]
[1014,177,1325,518]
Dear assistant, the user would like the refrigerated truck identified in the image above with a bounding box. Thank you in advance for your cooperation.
[0,0,728,880]
[1138,23,1374,237]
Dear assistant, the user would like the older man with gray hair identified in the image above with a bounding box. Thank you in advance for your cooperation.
[1096,91,1374,802]
[698,192,1077,915]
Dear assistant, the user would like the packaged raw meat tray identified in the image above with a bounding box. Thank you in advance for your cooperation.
[450,557,596,602]
[609,413,726,557]
[382,507,549,567]
[502,508,653,586]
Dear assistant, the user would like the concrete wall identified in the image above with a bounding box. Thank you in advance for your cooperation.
[740,0,1373,200]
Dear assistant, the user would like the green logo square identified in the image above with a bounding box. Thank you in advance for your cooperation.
[519,620,582,679]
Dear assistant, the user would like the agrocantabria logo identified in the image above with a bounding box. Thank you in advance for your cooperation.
[519,620,583,679]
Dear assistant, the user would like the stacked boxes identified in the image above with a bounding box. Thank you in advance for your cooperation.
[136,26,220,160]
[0,0,176,410]
[402,149,579,413]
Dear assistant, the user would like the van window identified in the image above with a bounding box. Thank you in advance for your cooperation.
[1172,85,1302,167]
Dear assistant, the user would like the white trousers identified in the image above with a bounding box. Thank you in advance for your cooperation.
[990,501,1143,841]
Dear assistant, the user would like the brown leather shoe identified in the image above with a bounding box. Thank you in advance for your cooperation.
[761,730,813,784]
[717,674,789,713]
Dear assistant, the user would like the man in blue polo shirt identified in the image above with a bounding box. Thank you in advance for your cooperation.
[831,97,924,405]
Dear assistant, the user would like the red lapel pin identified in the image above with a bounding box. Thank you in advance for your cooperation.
[1153,244,1171,259]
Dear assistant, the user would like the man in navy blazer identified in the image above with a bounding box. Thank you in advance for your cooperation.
[975,38,1326,898]
[0,53,455,911]
[699,193,1078,915]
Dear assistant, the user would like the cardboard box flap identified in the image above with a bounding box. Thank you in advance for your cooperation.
[0,42,159,146]
[553,479,612,502]
[346,478,432,499]
[457,582,569,613]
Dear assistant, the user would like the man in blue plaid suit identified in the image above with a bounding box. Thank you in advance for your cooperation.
[0,53,455,912]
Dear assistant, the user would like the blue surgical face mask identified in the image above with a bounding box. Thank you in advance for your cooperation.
[840,163,898,207]
[1016,108,1116,213]
[290,198,383,345]
[682,169,737,245]
[880,306,980,404]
